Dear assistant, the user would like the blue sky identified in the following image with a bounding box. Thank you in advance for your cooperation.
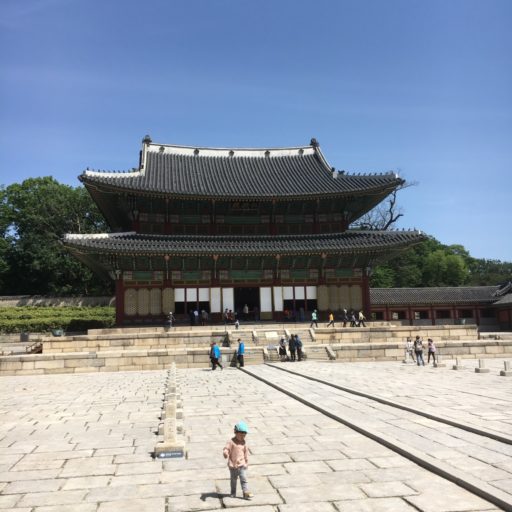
[1,0,511,261]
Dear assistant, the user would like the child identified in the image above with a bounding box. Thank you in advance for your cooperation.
[223,422,253,499]
[427,338,437,365]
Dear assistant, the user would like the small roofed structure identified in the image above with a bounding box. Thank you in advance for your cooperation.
[371,284,512,330]
[65,136,426,325]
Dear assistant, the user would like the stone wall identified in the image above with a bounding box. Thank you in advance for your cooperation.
[0,296,115,307]
[0,347,264,376]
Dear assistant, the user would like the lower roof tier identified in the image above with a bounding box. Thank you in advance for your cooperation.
[64,230,426,257]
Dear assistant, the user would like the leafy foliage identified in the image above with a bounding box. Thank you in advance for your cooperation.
[0,306,115,333]
[372,237,511,288]
[0,178,112,295]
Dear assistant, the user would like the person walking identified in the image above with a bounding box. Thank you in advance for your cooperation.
[295,334,303,361]
[358,310,366,327]
[341,308,348,327]
[278,337,287,362]
[427,338,437,365]
[414,335,425,366]
[405,337,415,363]
[310,309,318,328]
[223,421,253,499]
[288,334,296,361]
[349,310,357,327]
[166,311,175,329]
[326,311,335,328]
[210,341,223,371]
[237,338,245,368]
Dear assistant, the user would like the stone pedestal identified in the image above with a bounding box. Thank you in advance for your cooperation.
[475,359,490,373]
[500,361,511,377]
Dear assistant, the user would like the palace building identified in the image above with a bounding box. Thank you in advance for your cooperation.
[64,136,426,325]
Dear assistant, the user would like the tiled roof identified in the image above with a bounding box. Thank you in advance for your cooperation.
[370,287,500,305]
[79,141,403,199]
[494,294,512,306]
[63,230,425,256]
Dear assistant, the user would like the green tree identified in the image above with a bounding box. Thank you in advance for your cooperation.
[370,266,396,288]
[0,177,111,295]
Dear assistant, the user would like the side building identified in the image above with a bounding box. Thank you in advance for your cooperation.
[64,136,426,325]
[371,282,512,330]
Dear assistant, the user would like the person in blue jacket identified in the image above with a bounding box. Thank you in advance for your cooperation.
[210,341,223,370]
[237,338,245,367]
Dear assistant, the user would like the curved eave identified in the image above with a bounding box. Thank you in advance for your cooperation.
[79,175,403,202]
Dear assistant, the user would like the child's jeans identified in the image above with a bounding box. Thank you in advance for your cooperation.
[229,466,248,495]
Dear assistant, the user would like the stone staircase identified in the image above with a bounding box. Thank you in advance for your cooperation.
[303,345,331,362]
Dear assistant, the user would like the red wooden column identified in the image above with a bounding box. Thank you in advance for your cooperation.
[115,276,124,326]
[362,273,371,317]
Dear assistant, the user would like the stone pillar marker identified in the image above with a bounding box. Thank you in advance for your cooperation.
[475,359,490,373]
[452,357,464,370]
[500,361,512,377]
[154,362,185,458]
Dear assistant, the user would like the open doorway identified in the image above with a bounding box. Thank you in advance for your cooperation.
[234,287,260,321]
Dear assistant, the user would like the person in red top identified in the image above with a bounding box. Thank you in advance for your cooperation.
[223,422,253,499]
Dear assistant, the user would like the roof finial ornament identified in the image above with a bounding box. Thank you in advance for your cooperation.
[142,134,152,145]
[310,137,319,148]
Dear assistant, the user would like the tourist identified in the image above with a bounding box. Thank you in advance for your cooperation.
[237,338,245,367]
[327,311,335,328]
[235,319,240,330]
[223,309,229,325]
[405,337,415,363]
[223,421,253,500]
[288,334,296,361]
[427,338,437,365]
[201,309,209,326]
[341,308,348,327]
[193,308,199,325]
[349,310,357,327]
[278,337,287,361]
[210,341,223,370]
[243,304,249,320]
[166,311,175,329]
[310,309,318,328]
[295,334,303,361]
[414,335,425,366]
[358,310,366,327]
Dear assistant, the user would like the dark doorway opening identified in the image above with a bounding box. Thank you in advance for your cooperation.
[234,288,260,321]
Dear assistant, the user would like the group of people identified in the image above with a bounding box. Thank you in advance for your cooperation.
[209,338,246,370]
[278,334,303,362]
[309,308,366,328]
[405,335,437,366]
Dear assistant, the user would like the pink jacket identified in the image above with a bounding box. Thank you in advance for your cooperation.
[223,438,249,468]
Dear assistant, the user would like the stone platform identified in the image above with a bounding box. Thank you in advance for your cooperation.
[2,323,512,376]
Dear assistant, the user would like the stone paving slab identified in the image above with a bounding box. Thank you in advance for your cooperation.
[250,360,512,506]
[0,362,507,511]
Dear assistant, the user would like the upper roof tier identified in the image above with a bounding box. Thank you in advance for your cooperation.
[79,137,404,200]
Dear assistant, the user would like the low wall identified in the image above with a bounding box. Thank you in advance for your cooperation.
[42,330,232,353]
[330,340,512,362]
[1,339,511,376]
[0,347,263,376]
[0,296,114,307]
[309,324,478,344]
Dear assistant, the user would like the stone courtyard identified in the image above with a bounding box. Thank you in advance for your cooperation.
[0,358,511,511]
